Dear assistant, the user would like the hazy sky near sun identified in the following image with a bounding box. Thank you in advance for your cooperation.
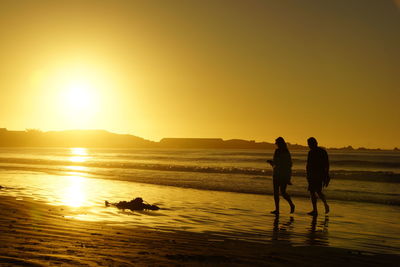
[0,0,399,148]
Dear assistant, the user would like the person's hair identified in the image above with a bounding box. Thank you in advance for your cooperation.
[307,137,318,147]
[275,137,288,151]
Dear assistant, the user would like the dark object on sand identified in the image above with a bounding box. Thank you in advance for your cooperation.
[105,197,160,211]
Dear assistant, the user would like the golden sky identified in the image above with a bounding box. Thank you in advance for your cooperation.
[0,0,399,148]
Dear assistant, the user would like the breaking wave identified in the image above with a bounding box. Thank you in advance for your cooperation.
[0,156,399,183]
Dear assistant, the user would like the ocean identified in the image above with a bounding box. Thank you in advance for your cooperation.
[0,147,399,254]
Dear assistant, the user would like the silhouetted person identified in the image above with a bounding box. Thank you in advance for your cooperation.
[267,137,295,214]
[306,137,330,216]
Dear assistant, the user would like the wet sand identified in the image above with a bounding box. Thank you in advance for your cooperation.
[0,196,398,266]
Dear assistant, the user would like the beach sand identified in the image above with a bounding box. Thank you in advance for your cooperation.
[0,196,398,266]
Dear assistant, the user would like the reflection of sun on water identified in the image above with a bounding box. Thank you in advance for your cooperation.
[71,147,88,156]
[66,166,87,172]
[69,147,88,163]
[61,148,90,207]
[69,156,86,163]
[62,175,87,207]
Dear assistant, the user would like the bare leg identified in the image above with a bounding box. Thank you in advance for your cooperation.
[270,180,280,214]
[317,191,329,214]
[271,191,280,214]
[281,186,295,213]
[308,192,318,216]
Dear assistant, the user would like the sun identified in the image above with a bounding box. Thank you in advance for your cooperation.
[56,71,103,128]
[59,79,100,128]
[36,62,116,129]
[64,80,97,112]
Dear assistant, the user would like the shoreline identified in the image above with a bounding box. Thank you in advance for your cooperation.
[0,165,399,207]
[0,195,398,266]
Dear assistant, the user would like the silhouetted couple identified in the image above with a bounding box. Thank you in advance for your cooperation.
[268,137,330,216]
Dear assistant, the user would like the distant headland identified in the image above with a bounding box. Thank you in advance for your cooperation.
[0,128,398,151]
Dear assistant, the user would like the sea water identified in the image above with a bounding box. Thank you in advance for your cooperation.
[0,148,399,254]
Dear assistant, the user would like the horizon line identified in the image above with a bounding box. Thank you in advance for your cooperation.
[1,127,398,151]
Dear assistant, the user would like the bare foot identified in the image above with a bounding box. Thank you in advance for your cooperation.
[270,210,279,215]
[290,204,295,214]
[325,204,330,214]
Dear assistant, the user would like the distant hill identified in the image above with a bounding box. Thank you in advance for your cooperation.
[0,128,154,148]
[159,138,278,149]
[0,128,397,151]
[159,138,313,150]
[159,139,396,151]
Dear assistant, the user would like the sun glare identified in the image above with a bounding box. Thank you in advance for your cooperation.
[62,79,99,115]
[40,63,112,129]
[66,84,93,111]
[29,60,123,130]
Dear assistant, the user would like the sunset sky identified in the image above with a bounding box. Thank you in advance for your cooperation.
[0,0,399,148]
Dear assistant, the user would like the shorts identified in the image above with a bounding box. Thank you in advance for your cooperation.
[308,179,323,192]
[273,178,288,194]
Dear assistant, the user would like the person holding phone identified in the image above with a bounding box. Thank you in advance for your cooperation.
[268,137,295,215]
